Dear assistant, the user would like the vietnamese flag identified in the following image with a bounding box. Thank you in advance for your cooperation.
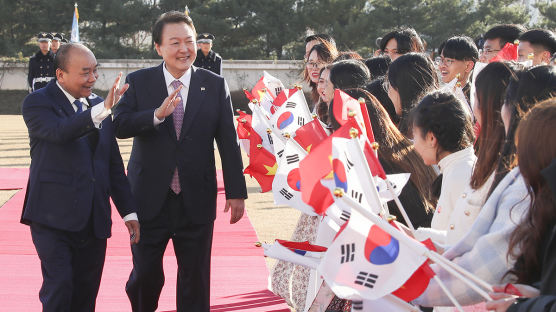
[294,118,329,153]
[243,88,255,102]
[251,71,285,102]
[490,42,518,63]
[236,111,252,156]
[244,131,277,192]
[362,140,387,180]
[236,111,252,139]
[332,89,375,143]
[299,118,361,215]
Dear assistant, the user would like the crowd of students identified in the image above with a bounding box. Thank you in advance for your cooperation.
[270,24,556,312]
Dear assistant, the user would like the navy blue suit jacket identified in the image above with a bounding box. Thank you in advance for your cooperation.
[21,80,136,239]
[113,64,247,224]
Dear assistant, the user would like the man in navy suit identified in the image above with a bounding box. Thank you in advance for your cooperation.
[113,11,247,312]
[21,43,140,312]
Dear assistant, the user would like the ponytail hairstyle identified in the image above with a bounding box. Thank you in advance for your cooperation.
[411,90,475,155]
[410,91,475,199]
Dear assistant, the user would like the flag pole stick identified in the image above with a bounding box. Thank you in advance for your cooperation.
[433,275,464,312]
[348,133,390,218]
[340,195,493,302]
[424,251,491,300]
[385,179,415,232]
[426,250,493,292]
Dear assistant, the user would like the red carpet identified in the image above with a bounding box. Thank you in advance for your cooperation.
[0,168,289,311]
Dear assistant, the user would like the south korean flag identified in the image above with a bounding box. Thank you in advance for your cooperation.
[318,198,428,300]
[249,102,275,155]
[271,139,316,216]
[270,90,312,137]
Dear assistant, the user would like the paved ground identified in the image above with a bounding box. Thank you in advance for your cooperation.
[0,115,301,270]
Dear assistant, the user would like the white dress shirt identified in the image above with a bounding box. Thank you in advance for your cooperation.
[56,82,138,222]
[153,63,192,125]
[56,81,110,128]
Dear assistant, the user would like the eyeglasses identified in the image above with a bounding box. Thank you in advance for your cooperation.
[306,61,325,69]
[436,57,457,66]
[480,48,500,55]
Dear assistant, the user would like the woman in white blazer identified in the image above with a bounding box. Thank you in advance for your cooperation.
[409,91,476,241]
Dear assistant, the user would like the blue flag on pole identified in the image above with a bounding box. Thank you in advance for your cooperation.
[71,3,79,42]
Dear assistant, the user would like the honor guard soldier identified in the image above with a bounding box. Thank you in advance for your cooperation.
[51,33,65,55]
[28,32,56,92]
[194,33,222,75]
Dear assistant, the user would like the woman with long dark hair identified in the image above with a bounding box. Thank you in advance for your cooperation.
[489,65,556,197]
[342,88,437,228]
[485,99,556,311]
[409,91,476,243]
[386,53,439,137]
[316,64,334,124]
[303,42,338,110]
[365,76,398,124]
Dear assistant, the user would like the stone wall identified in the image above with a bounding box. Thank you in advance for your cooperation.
[0,59,307,92]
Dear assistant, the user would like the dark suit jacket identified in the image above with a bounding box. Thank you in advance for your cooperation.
[21,80,136,239]
[113,64,247,224]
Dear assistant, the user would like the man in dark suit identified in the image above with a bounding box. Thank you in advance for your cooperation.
[113,11,247,312]
[21,43,140,312]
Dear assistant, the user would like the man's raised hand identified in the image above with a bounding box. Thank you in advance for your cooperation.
[105,72,129,110]
[155,85,183,120]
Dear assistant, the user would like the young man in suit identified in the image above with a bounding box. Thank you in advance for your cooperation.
[113,11,247,312]
[21,43,140,311]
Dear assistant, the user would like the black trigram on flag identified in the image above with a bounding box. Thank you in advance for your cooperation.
[285,101,296,109]
[344,152,354,170]
[352,301,363,311]
[351,190,363,203]
[286,154,299,164]
[355,271,378,289]
[340,210,351,222]
[340,243,355,263]
[267,133,273,145]
[275,87,283,95]
[298,116,305,126]
[280,188,293,200]
[277,149,284,158]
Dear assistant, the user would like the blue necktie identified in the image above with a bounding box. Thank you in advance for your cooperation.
[74,99,83,113]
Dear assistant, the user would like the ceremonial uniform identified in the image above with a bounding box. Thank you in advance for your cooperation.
[28,33,55,92]
[193,33,222,75]
[51,33,65,56]
[194,49,222,75]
